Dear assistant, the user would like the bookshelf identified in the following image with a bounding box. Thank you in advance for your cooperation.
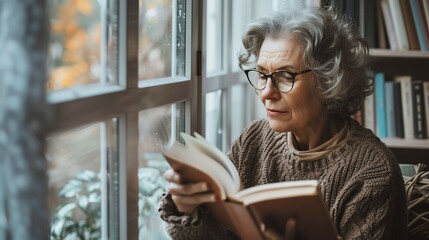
[369,50,429,164]
[322,0,429,164]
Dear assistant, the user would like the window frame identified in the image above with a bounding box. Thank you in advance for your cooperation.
[46,0,260,238]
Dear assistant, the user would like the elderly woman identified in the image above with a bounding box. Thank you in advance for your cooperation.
[159,7,407,240]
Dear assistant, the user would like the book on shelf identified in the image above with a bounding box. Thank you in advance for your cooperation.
[393,82,405,138]
[422,0,429,37]
[418,0,429,45]
[381,0,399,50]
[409,0,429,51]
[388,0,410,50]
[423,82,429,138]
[375,72,387,138]
[385,82,397,137]
[376,0,389,48]
[364,91,376,133]
[361,0,377,48]
[411,81,428,138]
[395,75,415,139]
[163,132,338,240]
[399,0,420,49]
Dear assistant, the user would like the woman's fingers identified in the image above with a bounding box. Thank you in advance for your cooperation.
[172,192,216,213]
[171,192,216,205]
[168,181,210,195]
[163,169,182,183]
[163,168,216,214]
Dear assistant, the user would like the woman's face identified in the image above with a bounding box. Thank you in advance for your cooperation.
[256,37,324,133]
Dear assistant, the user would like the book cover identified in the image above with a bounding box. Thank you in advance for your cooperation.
[395,75,415,139]
[385,82,397,137]
[163,132,339,240]
[409,0,429,50]
[411,81,427,139]
[400,0,420,49]
[375,72,387,138]
[388,0,410,50]
[381,0,399,50]
[393,82,405,138]
[377,0,389,49]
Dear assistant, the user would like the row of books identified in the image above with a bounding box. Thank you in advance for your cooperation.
[323,0,429,50]
[364,73,429,139]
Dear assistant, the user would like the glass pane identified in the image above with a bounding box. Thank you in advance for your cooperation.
[47,120,119,239]
[232,0,249,72]
[206,0,223,75]
[230,84,248,143]
[47,0,119,92]
[138,103,186,239]
[205,90,223,150]
[139,0,187,80]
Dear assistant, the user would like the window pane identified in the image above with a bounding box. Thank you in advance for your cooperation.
[206,0,223,75]
[47,120,119,239]
[205,90,223,150]
[139,0,187,80]
[138,103,186,239]
[232,0,250,72]
[47,0,119,91]
[230,84,248,142]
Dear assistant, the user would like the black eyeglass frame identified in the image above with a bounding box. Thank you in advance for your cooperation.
[244,68,312,93]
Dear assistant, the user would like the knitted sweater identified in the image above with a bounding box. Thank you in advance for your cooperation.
[159,119,408,240]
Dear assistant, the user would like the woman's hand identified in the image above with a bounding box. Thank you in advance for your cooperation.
[163,169,216,214]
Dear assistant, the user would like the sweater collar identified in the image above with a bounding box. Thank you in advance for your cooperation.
[287,121,350,161]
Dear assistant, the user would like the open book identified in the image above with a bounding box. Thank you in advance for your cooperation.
[163,132,338,240]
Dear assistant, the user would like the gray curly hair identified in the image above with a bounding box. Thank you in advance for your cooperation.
[238,7,372,118]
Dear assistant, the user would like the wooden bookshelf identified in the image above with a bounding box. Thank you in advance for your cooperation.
[370,51,429,164]
[370,49,429,58]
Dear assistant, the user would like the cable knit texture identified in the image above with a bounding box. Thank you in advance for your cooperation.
[159,118,408,240]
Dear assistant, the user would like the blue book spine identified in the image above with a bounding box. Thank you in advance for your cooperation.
[409,0,429,50]
[376,73,387,137]
[384,82,397,137]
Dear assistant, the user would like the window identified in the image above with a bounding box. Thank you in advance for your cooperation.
[206,0,224,75]
[47,0,119,92]
[47,120,119,239]
[138,103,185,239]
[139,0,188,81]
[3,0,315,239]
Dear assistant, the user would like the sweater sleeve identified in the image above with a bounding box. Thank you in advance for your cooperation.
[333,161,408,240]
[158,192,239,239]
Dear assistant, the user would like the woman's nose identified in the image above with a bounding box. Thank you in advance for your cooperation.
[260,78,279,98]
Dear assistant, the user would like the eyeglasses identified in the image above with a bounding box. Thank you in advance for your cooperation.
[244,68,312,93]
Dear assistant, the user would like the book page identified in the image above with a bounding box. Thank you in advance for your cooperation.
[181,132,242,192]
[233,180,318,205]
[163,142,238,199]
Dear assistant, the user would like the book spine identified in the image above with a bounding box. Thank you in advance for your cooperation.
[395,76,414,139]
[362,0,377,48]
[417,0,429,46]
[412,81,428,139]
[409,0,429,50]
[388,0,410,49]
[377,0,388,49]
[423,82,429,139]
[381,0,399,50]
[422,0,429,34]
[393,82,405,138]
[385,82,397,137]
[400,0,420,49]
[375,72,387,138]
[364,92,376,133]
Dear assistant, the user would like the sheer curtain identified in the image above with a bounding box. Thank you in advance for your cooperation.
[0,0,50,239]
